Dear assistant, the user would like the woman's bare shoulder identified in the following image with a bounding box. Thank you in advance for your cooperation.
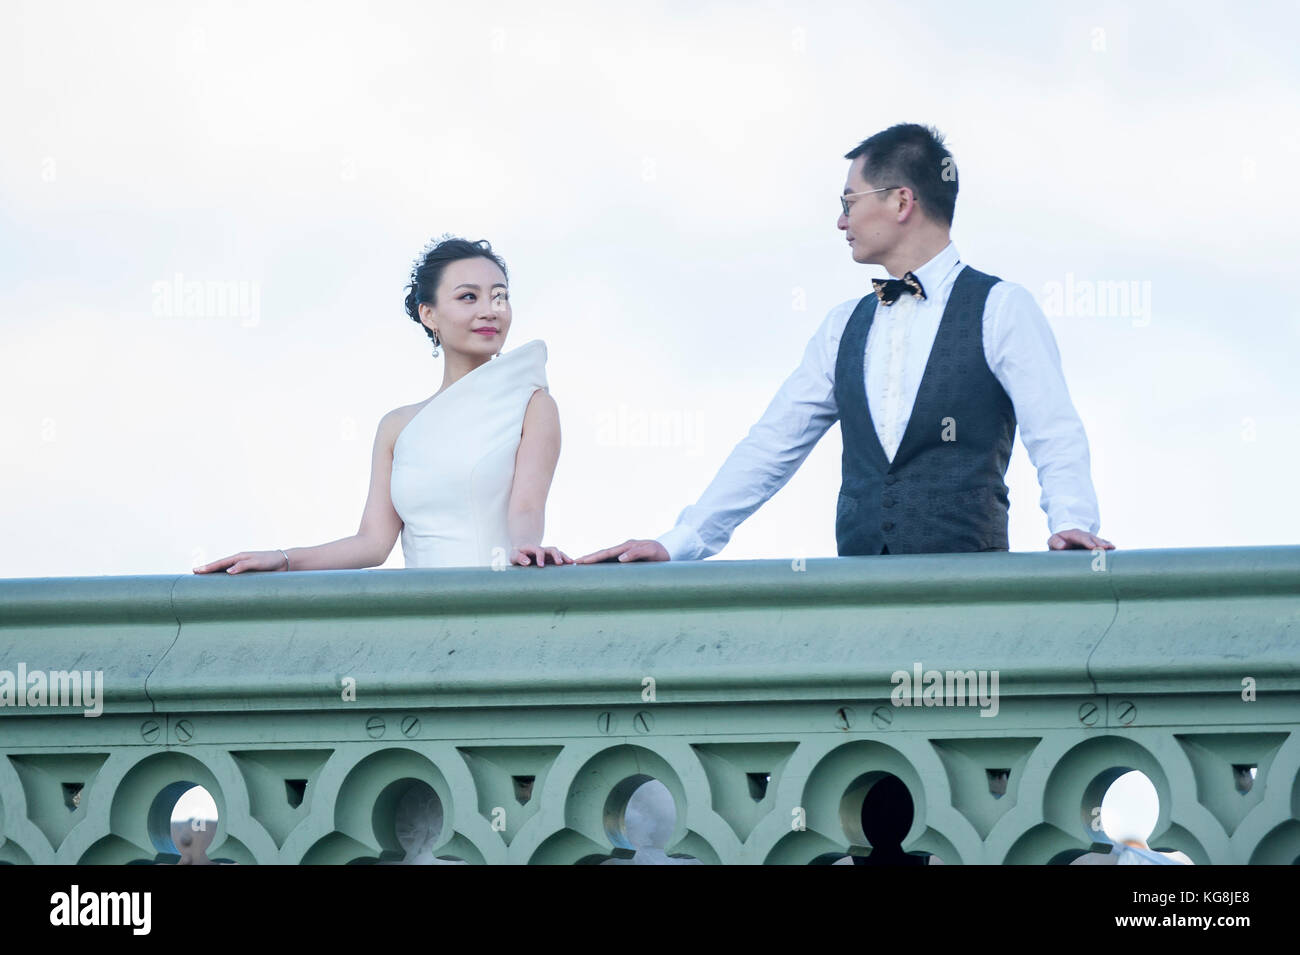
[379,397,435,445]
[524,387,557,416]
[522,388,559,435]
[526,386,555,409]
[389,396,436,422]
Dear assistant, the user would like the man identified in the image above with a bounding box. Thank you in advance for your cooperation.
[577,123,1113,564]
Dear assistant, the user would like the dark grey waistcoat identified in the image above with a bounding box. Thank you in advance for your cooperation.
[832,266,1016,555]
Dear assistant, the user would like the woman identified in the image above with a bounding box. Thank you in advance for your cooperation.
[193,236,572,574]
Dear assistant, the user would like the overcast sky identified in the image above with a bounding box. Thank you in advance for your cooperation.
[3,0,1297,578]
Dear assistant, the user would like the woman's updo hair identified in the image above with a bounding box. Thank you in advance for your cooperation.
[403,235,509,344]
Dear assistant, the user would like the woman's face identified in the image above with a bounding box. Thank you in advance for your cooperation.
[420,256,511,358]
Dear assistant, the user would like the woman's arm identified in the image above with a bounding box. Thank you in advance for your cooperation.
[507,389,571,567]
[194,412,405,573]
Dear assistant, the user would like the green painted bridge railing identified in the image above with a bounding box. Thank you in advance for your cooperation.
[1,546,1297,864]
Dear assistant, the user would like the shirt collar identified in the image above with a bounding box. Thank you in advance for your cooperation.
[893,241,961,293]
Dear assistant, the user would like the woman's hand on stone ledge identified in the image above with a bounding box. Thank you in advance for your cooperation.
[193,550,286,574]
[575,539,670,563]
[1047,529,1115,551]
[510,545,574,567]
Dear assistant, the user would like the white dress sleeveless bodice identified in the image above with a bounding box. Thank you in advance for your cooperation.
[390,339,549,568]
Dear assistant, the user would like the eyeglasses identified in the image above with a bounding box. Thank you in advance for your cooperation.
[840,186,901,216]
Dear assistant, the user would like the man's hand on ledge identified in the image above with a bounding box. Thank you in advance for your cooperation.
[1048,529,1115,551]
[575,539,670,564]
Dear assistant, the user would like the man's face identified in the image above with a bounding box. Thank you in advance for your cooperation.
[838,155,899,265]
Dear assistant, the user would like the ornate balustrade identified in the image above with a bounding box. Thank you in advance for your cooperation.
[1,546,1297,864]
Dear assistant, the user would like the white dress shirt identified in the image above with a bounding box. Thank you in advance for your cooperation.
[656,242,1102,560]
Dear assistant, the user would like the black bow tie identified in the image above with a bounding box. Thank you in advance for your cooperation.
[871,271,926,305]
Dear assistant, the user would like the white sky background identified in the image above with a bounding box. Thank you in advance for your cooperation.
[2,0,1298,578]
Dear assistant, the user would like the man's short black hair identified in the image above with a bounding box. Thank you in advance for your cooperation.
[844,124,958,227]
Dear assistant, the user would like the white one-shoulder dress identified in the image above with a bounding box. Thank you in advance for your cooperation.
[389,339,549,568]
